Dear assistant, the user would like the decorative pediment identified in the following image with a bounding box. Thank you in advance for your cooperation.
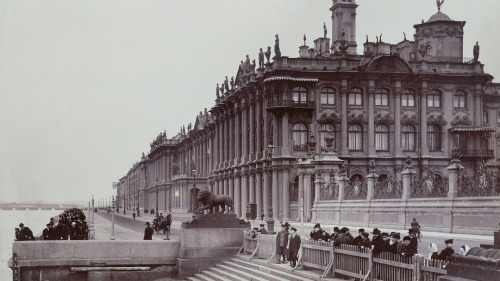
[427,115,447,126]
[401,114,419,126]
[348,113,368,124]
[451,115,472,126]
[290,111,312,124]
[362,55,412,73]
[317,113,340,124]
[374,113,394,126]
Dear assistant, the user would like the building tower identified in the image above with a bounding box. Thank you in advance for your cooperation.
[330,0,358,54]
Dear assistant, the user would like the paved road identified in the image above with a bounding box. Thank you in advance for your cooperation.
[97,212,179,239]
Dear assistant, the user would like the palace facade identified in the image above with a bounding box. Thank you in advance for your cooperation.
[116,0,500,234]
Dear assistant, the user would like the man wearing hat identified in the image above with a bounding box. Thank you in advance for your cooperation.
[353,228,365,246]
[144,222,154,240]
[310,223,329,242]
[333,227,352,247]
[358,232,371,249]
[257,224,268,234]
[438,239,455,261]
[42,224,52,240]
[287,227,301,267]
[18,223,35,241]
[387,233,400,254]
[70,222,79,240]
[330,227,340,242]
[408,229,419,255]
[275,223,289,263]
[371,228,385,255]
[398,236,414,257]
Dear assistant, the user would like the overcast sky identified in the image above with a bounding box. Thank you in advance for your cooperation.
[0,0,498,204]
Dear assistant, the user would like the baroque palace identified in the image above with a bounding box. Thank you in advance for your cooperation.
[116,0,500,234]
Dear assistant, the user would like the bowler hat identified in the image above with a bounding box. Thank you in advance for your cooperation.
[403,236,411,241]
[372,228,381,235]
[145,222,150,225]
[333,227,339,232]
[391,233,401,239]
[283,222,290,227]
[361,232,369,238]
[314,223,321,228]
[358,228,365,233]
[340,227,348,233]
[381,232,389,237]
[444,239,453,244]
[290,227,297,232]
[19,223,24,227]
[408,229,414,234]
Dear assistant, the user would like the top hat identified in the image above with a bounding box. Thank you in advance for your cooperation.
[372,228,381,235]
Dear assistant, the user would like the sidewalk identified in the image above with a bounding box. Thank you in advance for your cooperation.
[92,211,164,240]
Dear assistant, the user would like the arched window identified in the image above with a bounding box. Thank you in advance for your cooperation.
[375,89,389,106]
[320,87,336,105]
[402,89,415,107]
[319,124,336,150]
[348,124,363,150]
[402,125,416,151]
[428,125,442,151]
[454,90,467,109]
[292,87,308,104]
[292,123,308,150]
[428,90,441,108]
[375,125,389,151]
[349,88,363,106]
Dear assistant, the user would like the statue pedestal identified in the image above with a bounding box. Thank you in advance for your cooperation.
[177,214,250,279]
[264,62,273,72]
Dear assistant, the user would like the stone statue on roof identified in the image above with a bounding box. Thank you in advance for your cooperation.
[323,22,327,38]
[220,82,225,95]
[258,48,264,68]
[265,46,271,63]
[250,59,256,73]
[224,76,230,91]
[274,34,281,58]
[230,77,235,89]
[216,84,220,98]
[473,41,480,62]
[437,0,444,12]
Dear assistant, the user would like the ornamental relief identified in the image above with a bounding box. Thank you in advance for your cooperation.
[374,113,394,126]
[427,115,448,126]
[451,115,472,126]
[348,113,368,124]
[401,114,419,126]
[317,112,341,124]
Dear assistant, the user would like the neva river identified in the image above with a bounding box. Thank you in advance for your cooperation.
[0,210,62,281]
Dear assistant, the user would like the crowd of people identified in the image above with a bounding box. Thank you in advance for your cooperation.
[249,218,470,267]
[15,208,89,241]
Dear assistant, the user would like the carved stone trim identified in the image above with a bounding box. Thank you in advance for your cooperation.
[348,113,368,124]
[317,113,341,124]
[401,114,419,126]
[427,115,447,126]
[451,115,472,126]
[290,111,312,124]
[374,113,394,126]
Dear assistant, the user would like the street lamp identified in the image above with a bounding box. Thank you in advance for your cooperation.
[192,169,197,211]
[156,178,159,215]
[110,196,115,240]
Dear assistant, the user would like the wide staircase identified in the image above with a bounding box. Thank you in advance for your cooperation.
[186,256,344,281]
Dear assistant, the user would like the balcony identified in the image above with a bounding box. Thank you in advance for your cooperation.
[456,149,495,159]
[266,100,315,111]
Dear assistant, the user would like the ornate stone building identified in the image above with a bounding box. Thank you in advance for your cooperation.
[116,0,499,234]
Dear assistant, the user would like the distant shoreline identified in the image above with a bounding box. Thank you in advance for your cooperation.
[0,204,84,211]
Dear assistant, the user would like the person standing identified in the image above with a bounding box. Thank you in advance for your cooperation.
[132,212,136,220]
[438,239,455,261]
[353,228,365,246]
[310,223,329,242]
[408,229,419,255]
[275,223,289,264]
[42,224,52,240]
[371,228,385,255]
[387,233,400,254]
[18,223,35,241]
[144,222,154,240]
[428,243,439,260]
[333,227,352,247]
[287,227,301,268]
[358,232,372,249]
[398,236,414,258]
[257,224,268,234]
[411,218,422,241]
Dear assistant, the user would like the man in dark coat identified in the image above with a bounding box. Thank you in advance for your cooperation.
[70,222,78,240]
[144,222,154,240]
[358,232,372,249]
[386,233,400,254]
[408,229,419,255]
[275,224,289,263]
[42,224,52,240]
[257,224,268,234]
[56,222,68,240]
[310,223,329,242]
[353,228,365,246]
[334,227,352,247]
[287,227,301,267]
[18,223,35,241]
[330,227,340,242]
[371,228,385,255]
[438,239,455,261]
[398,236,414,258]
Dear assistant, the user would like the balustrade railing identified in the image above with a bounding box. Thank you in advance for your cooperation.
[266,100,315,108]
[410,174,448,198]
[375,179,403,199]
[457,149,494,158]
[320,181,339,201]
[458,163,498,197]
[345,177,367,200]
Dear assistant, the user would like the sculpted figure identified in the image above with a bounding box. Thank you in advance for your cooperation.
[230,77,235,89]
[274,34,281,57]
[216,84,220,98]
[250,59,256,73]
[265,46,271,63]
[437,0,444,12]
[224,76,230,91]
[258,48,264,68]
[323,22,327,38]
[220,82,225,95]
[197,190,234,214]
[473,41,480,62]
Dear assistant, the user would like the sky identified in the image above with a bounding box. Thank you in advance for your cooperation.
[0,0,498,204]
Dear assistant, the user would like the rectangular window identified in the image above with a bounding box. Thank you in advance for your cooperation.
[428,90,441,108]
[454,92,466,109]
[402,94,415,107]
[349,93,362,106]
[375,93,389,106]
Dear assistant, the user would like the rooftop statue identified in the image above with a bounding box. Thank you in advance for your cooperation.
[473,41,480,62]
[265,46,271,63]
[220,82,225,95]
[230,77,235,89]
[258,48,264,68]
[216,83,220,98]
[224,76,230,91]
[274,34,281,57]
[403,32,407,41]
[250,59,256,73]
[303,34,307,46]
[323,22,327,38]
[437,0,444,12]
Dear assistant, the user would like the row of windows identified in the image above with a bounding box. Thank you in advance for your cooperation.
[313,87,470,109]
[292,124,444,152]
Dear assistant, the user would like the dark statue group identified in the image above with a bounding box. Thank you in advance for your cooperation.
[15,208,89,241]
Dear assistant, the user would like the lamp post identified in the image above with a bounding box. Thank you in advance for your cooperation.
[137,190,140,217]
[192,169,197,211]
[91,195,94,224]
[156,178,159,215]
[110,196,115,240]
[265,144,275,233]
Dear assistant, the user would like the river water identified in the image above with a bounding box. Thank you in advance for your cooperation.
[0,210,62,281]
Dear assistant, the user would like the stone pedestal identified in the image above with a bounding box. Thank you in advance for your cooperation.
[177,214,250,279]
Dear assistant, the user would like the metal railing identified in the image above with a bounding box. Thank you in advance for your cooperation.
[456,149,494,158]
[266,100,315,108]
